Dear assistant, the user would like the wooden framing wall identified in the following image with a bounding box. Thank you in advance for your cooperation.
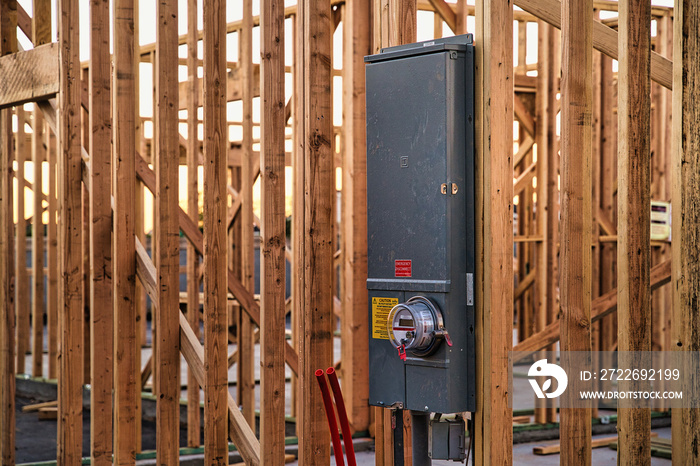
[0,1,694,465]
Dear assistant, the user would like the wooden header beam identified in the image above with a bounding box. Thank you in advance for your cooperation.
[0,43,58,108]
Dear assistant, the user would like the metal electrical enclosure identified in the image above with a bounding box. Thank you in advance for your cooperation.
[365,34,476,414]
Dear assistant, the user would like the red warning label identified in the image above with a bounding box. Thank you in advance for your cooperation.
[395,260,412,277]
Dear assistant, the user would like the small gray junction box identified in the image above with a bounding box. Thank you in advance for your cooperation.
[365,34,476,414]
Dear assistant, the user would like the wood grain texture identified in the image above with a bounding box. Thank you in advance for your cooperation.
[341,0,371,434]
[155,0,180,462]
[132,0,143,452]
[297,0,334,461]
[389,0,416,46]
[89,0,114,463]
[474,0,514,463]
[185,0,200,449]
[15,106,29,376]
[113,1,138,462]
[57,0,84,462]
[534,21,558,424]
[671,1,700,463]
[32,0,51,45]
[514,0,672,90]
[31,107,45,379]
[617,0,651,462]
[259,0,286,461]
[0,43,58,108]
[47,123,58,379]
[598,52,617,357]
[560,0,593,461]
[203,0,228,462]
[31,0,50,381]
[238,0,256,429]
[0,2,17,462]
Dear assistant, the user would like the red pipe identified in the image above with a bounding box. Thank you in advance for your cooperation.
[326,367,357,466]
[315,369,345,466]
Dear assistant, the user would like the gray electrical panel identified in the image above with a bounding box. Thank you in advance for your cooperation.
[365,34,475,414]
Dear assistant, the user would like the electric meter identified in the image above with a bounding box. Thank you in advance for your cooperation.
[387,296,451,360]
[366,34,476,414]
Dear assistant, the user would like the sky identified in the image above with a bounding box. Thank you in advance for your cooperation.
[13,0,676,228]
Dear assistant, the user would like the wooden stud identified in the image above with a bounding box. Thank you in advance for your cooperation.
[671,1,700,464]
[0,2,17,462]
[133,0,143,452]
[560,0,593,461]
[474,0,514,463]
[47,121,58,379]
[112,0,141,464]
[297,0,334,460]
[534,20,556,425]
[82,78,91,388]
[341,0,371,434]
[155,0,181,462]
[290,12,299,423]
[259,0,287,460]
[32,106,45,379]
[389,0,416,46]
[57,0,85,461]
[89,0,114,462]
[239,0,256,429]
[590,11,601,420]
[16,106,29,376]
[599,52,617,357]
[32,0,51,45]
[203,0,228,462]
[617,0,651,463]
[186,0,200,449]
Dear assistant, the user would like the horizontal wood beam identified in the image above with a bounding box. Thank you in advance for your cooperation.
[0,43,58,108]
[513,259,671,361]
[514,0,672,90]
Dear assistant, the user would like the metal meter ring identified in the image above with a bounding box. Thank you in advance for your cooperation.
[386,296,446,357]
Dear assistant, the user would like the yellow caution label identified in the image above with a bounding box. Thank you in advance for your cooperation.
[372,297,398,340]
